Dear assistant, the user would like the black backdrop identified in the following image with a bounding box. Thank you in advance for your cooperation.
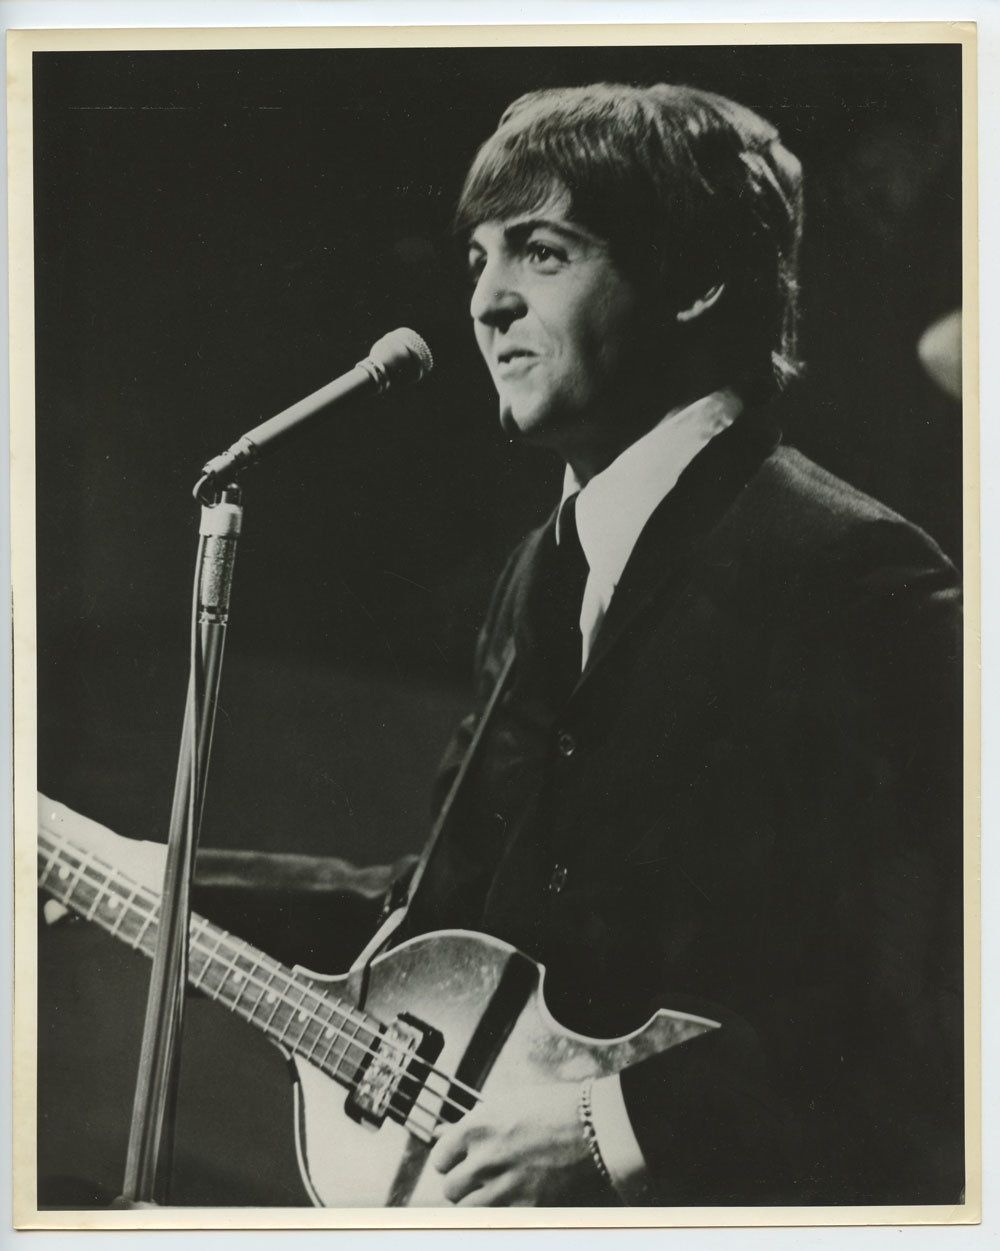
[34,42,963,868]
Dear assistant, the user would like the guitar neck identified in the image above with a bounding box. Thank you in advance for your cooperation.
[37,821,383,1093]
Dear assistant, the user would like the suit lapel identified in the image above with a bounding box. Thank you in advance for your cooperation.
[508,511,559,664]
[574,409,781,689]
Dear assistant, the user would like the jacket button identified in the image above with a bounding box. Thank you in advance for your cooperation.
[548,864,569,894]
[556,730,576,758]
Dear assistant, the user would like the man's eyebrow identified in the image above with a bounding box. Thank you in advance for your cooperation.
[504,218,592,244]
[467,218,599,251]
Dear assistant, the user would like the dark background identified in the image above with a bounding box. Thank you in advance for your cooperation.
[33,43,964,1204]
[34,42,963,864]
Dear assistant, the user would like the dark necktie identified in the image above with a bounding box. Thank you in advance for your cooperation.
[528,492,590,701]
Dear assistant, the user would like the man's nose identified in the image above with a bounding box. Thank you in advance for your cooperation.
[470,260,526,332]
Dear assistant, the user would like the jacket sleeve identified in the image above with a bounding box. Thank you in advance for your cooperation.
[619,518,965,1205]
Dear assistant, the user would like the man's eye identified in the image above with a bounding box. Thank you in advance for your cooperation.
[526,241,566,266]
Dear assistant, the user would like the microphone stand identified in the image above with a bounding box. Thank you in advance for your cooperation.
[116,481,242,1207]
[111,329,431,1206]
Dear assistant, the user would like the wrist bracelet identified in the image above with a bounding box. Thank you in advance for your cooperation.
[578,1077,614,1187]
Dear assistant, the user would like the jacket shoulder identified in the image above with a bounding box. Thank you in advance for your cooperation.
[743,445,958,587]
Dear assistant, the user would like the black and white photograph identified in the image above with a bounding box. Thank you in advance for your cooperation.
[10,21,977,1226]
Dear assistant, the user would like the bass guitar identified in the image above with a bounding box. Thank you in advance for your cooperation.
[36,795,718,1207]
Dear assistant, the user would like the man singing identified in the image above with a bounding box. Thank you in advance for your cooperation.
[385,83,964,1206]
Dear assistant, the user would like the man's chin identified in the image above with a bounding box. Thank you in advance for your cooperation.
[497,401,562,447]
[498,406,522,440]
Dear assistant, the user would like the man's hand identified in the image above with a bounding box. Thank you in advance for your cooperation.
[428,1082,606,1206]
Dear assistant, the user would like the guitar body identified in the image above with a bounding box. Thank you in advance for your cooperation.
[289,929,714,1207]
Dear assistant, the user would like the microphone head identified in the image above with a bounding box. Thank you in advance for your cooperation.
[366,327,434,388]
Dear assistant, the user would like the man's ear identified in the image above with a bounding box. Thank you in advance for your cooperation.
[675,282,726,324]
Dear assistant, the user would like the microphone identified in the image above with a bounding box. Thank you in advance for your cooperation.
[198,328,433,486]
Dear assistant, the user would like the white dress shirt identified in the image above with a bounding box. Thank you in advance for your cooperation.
[559,388,743,670]
[555,388,743,1197]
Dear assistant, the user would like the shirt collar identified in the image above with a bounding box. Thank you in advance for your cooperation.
[558,389,744,594]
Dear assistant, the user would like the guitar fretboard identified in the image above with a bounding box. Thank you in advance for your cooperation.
[37,822,386,1098]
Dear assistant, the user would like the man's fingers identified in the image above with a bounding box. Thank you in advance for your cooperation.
[431,1125,507,1203]
[455,1178,531,1207]
[429,1124,469,1174]
[442,1165,479,1204]
[441,1159,505,1205]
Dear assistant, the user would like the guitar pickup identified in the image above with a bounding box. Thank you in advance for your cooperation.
[345,1012,443,1130]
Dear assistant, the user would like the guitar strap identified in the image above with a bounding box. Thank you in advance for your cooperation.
[391,638,516,923]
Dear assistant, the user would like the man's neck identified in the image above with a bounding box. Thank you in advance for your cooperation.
[562,388,744,502]
[561,387,734,487]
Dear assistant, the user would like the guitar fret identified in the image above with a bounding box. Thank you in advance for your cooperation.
[229,955,287,1027]
[332,1014,367,1083]
[247,962,280,1023]
[291,992,326,1057]
[110,883,141,936]
[219,939,251,1006]
[304,1005,339,1063]
[51,848,82,897]
[38,843,62,890]
[193,926,227,990]
[200,925,245,1008]
[295,1011,318,1059]
[199,962,225,1004]
[186,926,247,1013]
[65,847,96,902]
[315,1013,347,1074]
[302,1011,322,1061]
[219,947,253,1006]
[350,1019,376,1080]
[306,1003,345,1062]
[277,983,310,1043]
[232,943,265,1009]
[132,900,158,952]
[262,970,294,1032]
[84,870,109,922]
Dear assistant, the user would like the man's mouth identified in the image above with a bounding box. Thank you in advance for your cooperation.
[496,348,537,370]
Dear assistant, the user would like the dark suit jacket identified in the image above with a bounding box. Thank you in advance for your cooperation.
[400,411,965,1206]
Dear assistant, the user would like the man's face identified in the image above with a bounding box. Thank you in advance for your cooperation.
[467,196,653,471]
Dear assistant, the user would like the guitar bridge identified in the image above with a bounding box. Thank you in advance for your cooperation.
[345,1012,442,1130]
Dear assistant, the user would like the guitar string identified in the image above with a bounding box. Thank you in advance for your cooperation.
[182,918,482,1134]
[180,909,484,1125]
[185,906,479,1134]
[40,832,412,1070]
[39,831,485,1128]
[42,837,482,1130]
[178,917,480,1139]
[41,836,477,1137]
